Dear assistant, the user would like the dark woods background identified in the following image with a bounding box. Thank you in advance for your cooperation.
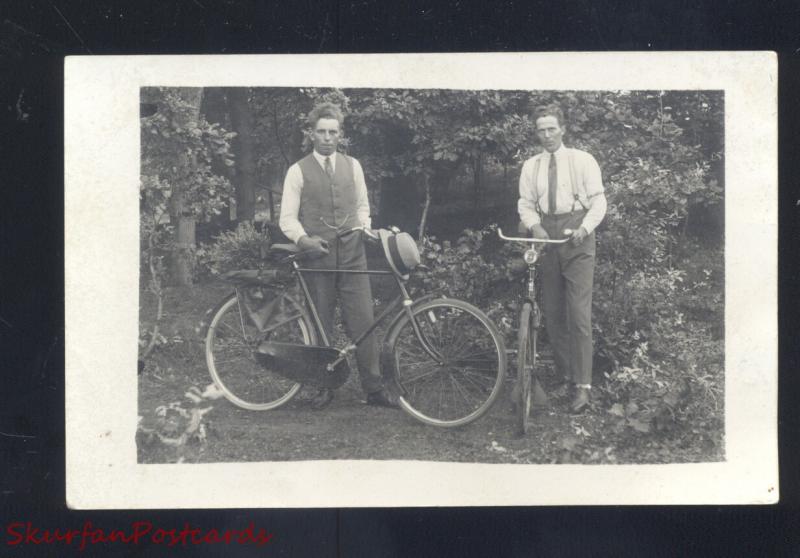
[1,1,798,556]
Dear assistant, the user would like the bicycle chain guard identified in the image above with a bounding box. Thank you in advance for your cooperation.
[254,341,351,390]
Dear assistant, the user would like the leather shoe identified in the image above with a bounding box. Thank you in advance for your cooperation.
[366,389,399,409]
[309,388,334,410]
[570,387,590,413]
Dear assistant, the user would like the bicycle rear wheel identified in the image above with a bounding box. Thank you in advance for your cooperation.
[205,291,315,410]
[386,298,506,427]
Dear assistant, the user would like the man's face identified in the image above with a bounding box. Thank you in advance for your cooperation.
[535,115,564,153]
[312,117,341,156]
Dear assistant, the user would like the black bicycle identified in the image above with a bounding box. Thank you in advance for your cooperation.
[498,227,572,434]
[205,226,507,428]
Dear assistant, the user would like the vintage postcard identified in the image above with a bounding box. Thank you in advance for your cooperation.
[65,52,777,508]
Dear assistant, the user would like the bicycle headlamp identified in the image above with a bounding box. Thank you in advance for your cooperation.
[523,249,538,264]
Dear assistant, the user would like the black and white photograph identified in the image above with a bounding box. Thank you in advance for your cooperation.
[136,85,725,466]
[65,53,776,508]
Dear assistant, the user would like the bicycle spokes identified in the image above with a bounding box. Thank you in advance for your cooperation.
[393,303,504,425]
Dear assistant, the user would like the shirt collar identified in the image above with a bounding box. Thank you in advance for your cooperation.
[546,144,566,159]
[313,150,335,170]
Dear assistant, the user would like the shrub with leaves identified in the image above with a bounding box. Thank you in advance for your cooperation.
[196,221,272,279]
[412,226,517,304]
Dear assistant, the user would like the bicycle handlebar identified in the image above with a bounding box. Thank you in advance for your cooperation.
[497,228,573,244]
[336,226,380,241]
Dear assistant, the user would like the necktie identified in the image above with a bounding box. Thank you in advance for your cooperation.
[324,156,334,181]
[548,153,557,215]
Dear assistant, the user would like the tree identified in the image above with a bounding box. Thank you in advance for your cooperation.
[227,88,257,223]
[140,87,235,286]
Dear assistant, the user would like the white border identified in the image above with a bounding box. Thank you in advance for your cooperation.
[65,52,778,508]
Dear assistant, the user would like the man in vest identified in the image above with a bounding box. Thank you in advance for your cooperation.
[518,104,607,413]
[279,102,397,409]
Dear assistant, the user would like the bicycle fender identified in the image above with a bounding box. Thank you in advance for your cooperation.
[379,293,440,393]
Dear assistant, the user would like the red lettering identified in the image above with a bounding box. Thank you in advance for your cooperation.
[53,528,79,545]
[107,529,133,544]
[162,529,179,546]
[6,522,25,545]
[241,522,256,543]
[203,528,221,545]
[24,522,42,544]
[5,521,272,550]
[191,529,205,545]
[90,527,106,544]
[131,521,152,544]
[256,530,275,546]
[173,523,193,546]
[151,528,167,544]
[79,521,94,551]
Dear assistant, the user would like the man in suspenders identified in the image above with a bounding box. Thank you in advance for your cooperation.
[518,104,608,413]
[279,103,397,410]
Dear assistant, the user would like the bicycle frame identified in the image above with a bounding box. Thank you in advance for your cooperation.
[288,258,444,370]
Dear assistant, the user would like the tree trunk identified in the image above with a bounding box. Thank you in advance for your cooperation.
[169,189,196,286]
[169,87,203,286]
[227,88,256,223]
[418,174,432,239]
[200,87,236,233]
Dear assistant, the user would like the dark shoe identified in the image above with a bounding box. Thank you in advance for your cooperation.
[366,389,399,409]
[570,387,590,414]
[310,388,334,410]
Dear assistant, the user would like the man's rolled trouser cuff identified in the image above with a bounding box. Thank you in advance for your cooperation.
[575,383,592,389]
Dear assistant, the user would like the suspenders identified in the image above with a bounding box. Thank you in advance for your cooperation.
[532,148,588,216]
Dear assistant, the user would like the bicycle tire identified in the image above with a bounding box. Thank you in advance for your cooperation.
[517,303,536,435]
[205,291,316,410]
[385,298,507,427]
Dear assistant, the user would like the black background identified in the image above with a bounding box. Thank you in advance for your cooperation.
[0,1,798,555]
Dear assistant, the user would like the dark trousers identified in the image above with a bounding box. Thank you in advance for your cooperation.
[302,233,383,394]
[540,212,595,386]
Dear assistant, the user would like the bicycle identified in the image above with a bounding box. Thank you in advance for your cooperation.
[497,227,572,435]
[205,226,507,428]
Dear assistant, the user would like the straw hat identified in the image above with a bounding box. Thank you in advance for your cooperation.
[378,229,421,280]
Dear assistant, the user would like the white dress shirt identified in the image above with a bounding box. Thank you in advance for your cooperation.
[518,145,607,234]
[279,151,372,243]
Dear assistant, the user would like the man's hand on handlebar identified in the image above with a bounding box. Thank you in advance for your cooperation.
[297,234,330,256]
[570,226,588,246]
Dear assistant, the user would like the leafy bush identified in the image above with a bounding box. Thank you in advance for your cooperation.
[412,227,510,303]
[195,221,271,279]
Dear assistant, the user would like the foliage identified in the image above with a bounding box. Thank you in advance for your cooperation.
[412,227,507,303]
[195,221,270,279]
[141,87,236,225]
[139,87,237,355]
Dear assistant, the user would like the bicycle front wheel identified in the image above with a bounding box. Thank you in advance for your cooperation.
[205,291,316,411]
[517,303,537,435]
[387,298,507,427]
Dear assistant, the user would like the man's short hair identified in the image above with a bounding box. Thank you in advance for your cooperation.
[532,104,565,128]
[307,102,344,128]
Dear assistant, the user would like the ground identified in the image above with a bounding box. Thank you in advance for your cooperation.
[137,274,724,465]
